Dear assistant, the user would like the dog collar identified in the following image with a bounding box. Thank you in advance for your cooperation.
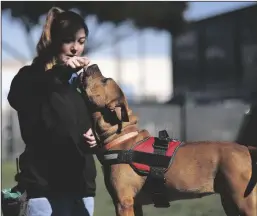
[104,131,139,150]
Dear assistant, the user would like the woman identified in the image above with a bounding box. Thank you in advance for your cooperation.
[6,7,98,216]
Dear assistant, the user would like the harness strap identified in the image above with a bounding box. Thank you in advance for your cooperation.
[104,150,171,167]
[149,130,171,208]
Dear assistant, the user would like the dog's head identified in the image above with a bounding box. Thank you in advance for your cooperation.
[80,64,129,122]
[80,64,138,143]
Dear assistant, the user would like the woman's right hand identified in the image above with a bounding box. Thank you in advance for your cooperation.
[83,128,97,148]
[65,56,90,69]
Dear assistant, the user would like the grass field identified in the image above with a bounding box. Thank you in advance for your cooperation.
[2,160,226,216]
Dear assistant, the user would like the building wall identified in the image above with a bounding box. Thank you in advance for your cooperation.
[172,5,257,100]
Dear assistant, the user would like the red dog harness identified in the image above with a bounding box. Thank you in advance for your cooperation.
[104,135,183,175]
[131,137,181,173]
[103,130,184,208]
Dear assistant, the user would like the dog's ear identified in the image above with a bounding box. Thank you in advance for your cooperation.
[108,98,129,122]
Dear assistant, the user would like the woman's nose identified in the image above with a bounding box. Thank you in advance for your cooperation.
[71,43,79,54]
[71,47,77,54]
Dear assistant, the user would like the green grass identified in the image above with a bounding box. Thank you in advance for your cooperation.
[2,161,17,189]
[2,160,226,216]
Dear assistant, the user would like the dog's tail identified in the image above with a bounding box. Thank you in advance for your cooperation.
[244,146,257,197]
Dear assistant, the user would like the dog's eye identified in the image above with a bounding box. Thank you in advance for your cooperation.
[101,78,110,84]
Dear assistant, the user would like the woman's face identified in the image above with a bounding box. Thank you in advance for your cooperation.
[57,28,86,64]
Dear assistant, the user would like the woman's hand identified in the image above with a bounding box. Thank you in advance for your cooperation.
[65,56,90,69]
[83,128,97,148]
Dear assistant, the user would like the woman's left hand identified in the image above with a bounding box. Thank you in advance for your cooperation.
[65,56,90,69]
[83,128,97,148]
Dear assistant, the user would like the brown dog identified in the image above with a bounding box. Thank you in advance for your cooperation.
[80,64,257,216]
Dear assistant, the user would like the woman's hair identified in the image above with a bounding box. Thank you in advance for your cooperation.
[34,7,89,71]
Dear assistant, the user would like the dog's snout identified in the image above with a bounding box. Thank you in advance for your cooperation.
[84,64,102,77]
[84,69,94,77]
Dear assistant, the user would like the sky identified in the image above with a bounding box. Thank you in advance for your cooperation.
[2,1,256,62]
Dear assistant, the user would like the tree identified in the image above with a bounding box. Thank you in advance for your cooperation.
[2,1,188,61]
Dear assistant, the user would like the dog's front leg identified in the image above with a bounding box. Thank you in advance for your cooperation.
[109,164,145,216]
[115,195,135,216]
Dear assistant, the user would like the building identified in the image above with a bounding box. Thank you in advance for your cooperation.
[172,4,257,103]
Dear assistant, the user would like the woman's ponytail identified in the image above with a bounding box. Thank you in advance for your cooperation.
[36,7,64,55]
[34,7,64,70]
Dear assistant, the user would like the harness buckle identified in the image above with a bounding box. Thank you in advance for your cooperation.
[152,130,171,155]
[159,130,170,140]
[153,140,169,150]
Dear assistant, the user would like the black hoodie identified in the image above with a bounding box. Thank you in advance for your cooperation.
[8,63,96,198]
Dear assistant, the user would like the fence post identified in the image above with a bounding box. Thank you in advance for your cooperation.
[6,109,14,161]
[180,93,187,141]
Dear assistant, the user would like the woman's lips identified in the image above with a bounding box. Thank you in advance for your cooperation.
[66,54,76,57]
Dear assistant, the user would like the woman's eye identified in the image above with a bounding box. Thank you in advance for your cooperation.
[79,40,85,45]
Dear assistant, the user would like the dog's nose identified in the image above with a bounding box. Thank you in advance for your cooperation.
[84,64,102,77]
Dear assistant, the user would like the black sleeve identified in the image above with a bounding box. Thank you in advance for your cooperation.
[7,64,73,112]
[8,66,35,111]
[7,66,54,146]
